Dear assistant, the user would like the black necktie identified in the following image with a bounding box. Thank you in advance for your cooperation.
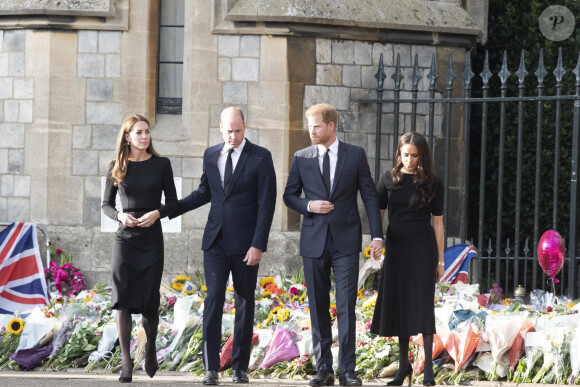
[323,148,331,194]
[224,148,234,191]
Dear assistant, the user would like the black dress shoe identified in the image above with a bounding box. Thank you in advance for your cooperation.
[202,370,219,385]
[310,370,335,386]
[232,370,249,383]
[339,370,362,386]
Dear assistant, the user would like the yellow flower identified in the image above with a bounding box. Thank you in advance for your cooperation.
[363,245,371,258]
[261,291,272,297]
[202,285,207,292]
[502,298,512,306]
[260,276,275,289]
[567,302,576,308]
[362,295,377,310]
[7,317,24,335]
[277,308,291,321]
[357,289,364,300]
[175,275,191,281]
[299,293,306,303]
[226,287,234,293]
[172,281,184,291]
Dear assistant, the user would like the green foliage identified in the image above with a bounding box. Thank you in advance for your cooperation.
[470,0,580,252]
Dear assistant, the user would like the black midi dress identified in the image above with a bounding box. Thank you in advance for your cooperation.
[102,155,178,317]
[370,172,443,337]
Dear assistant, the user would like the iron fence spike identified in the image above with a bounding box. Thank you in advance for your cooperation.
[480,51,492,85]
[573,52,580,83]
[411,53,422,88]
[553,47,567,84]
[375,53,387,89]
[444,52,456,86]
[427,53,438,86]
[499,51,511,84]
[391,53,403,88]
[462,53,475,86]
[516,49,528,85]
[535,48,548,84]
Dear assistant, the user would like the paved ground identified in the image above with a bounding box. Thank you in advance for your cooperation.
[0,369,558,387]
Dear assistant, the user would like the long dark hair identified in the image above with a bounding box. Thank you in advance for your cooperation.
[392,132,436,210]
[110,114,159,186]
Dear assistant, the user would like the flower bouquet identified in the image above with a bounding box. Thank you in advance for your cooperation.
[44,244,86,297]
[485,312,529,380]
[440,322,480,383]
[507,319,534,378]
[0,318,24,369]
[570,327,580,384]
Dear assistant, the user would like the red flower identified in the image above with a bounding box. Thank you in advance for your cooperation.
[56,248,63,255]
[547,306,553,312]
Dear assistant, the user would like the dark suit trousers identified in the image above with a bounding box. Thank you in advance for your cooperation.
[202,233,258,371]
[303,229,359,373]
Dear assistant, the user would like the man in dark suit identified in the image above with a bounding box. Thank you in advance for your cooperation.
[170,107,276,385]
[283,103,383,386]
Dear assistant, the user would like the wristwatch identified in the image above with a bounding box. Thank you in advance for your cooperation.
[438,261,445,266]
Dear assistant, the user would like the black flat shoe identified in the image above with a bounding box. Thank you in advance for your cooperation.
[386,364,412,386]
[232,370,249,383]
[203,370,219,385]
[310,370,335,386]
[339,370,362,386]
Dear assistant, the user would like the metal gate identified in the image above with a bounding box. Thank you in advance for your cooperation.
[361,50,580,298]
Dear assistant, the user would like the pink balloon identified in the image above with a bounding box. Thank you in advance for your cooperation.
[537,230,565,278]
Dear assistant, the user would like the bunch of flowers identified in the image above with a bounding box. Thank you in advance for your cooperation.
[260,277,283,296]
[170,274,197,295]
[363,245,385,258]
[0,318,24,369]
[44,244,86,297]
[488,283,503,305]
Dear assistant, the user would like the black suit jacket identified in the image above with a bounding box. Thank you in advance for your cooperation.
[171,140,276,254]
[283,141,383,257]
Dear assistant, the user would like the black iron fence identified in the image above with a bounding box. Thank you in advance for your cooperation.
[361,50,580,298]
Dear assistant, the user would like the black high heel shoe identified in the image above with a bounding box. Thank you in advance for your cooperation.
[386,364,412,386]
[119,359,134,383]
[144,343,159,378]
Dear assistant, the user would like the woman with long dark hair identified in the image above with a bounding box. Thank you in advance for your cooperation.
[102,114,178,383]
[370,132,444,386]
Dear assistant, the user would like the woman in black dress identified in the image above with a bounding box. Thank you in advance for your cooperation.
[370,132,444,386]
[102,114,178,383]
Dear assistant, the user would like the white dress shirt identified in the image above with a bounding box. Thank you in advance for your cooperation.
[218,139,246,188]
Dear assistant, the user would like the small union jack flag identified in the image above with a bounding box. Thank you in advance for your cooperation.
[440,244,478,284]
[0,222,49,314]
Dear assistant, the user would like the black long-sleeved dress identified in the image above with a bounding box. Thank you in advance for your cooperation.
[102,155,178,317]
[370,172,443,337]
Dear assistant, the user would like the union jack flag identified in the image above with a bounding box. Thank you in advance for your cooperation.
[0,222,48,314]
[440,244,478,284]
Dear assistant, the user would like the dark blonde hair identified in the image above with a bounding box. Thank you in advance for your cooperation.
[305,103,338,127]
[392,132,436,210]
[110,114,159,186]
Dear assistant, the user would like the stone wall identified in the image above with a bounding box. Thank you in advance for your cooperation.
[0,30,31,221]
[0,0,481,288]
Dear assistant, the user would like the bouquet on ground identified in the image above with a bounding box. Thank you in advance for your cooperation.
[485,312,529,380]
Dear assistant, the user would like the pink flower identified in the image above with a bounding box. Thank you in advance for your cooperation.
[56,248,63,255]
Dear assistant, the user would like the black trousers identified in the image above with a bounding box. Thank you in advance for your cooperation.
[202,233,259,371]
[303,230,359,373]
